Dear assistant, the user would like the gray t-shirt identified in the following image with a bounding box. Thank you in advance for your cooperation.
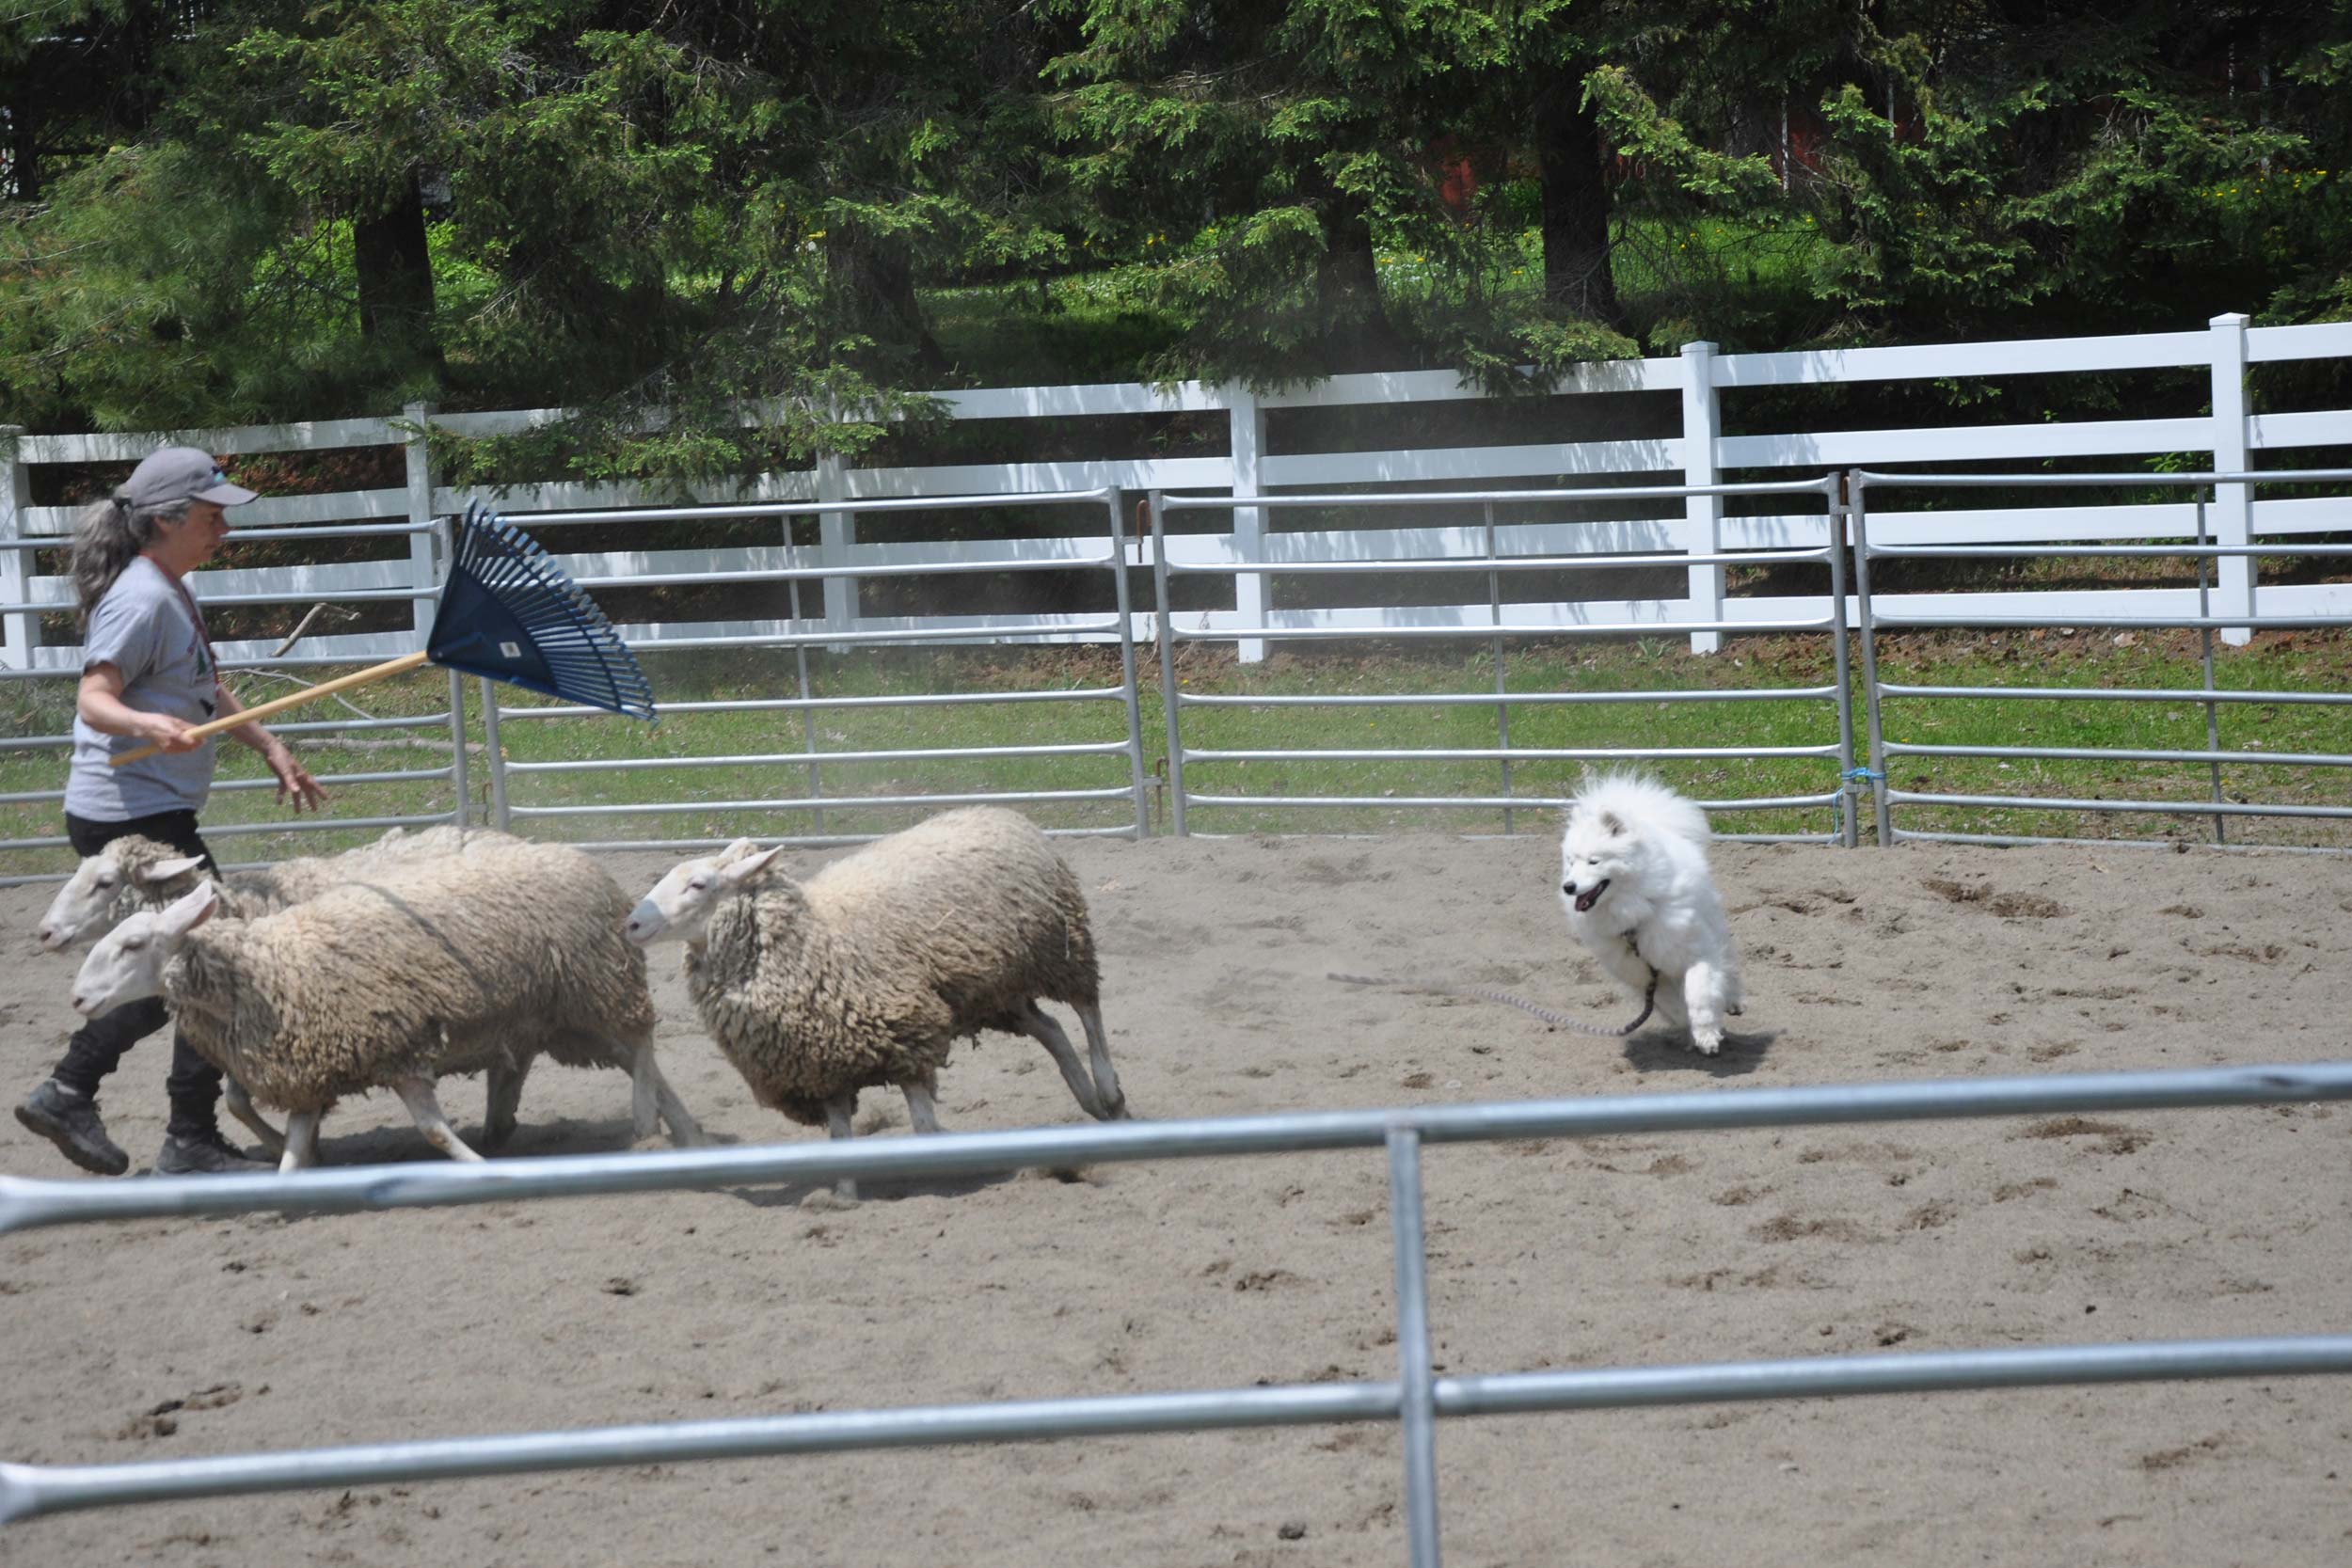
[64,556,222,820]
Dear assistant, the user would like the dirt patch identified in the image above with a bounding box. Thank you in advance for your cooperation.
[1,836,2345,1567]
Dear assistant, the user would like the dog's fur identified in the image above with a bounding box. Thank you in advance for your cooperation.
[1558,771,1744,1054]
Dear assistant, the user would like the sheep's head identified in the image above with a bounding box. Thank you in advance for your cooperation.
[627,838,783,946]
[72,880,220,1016]
[37,839,209,952]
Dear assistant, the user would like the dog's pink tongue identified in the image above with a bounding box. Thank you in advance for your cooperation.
[1575,889,1599,911]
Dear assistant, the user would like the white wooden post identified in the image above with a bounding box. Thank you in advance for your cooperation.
[0,427,36,672]
[402,403,440,644]
[2208,312,2254,645]
[1228,385,1267,664]
[1679,341,1724,655]
[815,448,857,652]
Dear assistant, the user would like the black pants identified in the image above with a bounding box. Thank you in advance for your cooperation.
[50,810,224,1139]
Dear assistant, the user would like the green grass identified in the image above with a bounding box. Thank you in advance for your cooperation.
[6,626,2345,879]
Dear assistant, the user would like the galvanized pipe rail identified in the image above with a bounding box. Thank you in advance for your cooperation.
[1147,478,1859,843]
[474,487,1154,846]
[4,1059,2348,1565]
[1850,467,2352,847]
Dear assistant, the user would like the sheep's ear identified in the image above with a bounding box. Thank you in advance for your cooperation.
[1599,811,1625,838]
[157,880,221,938]
[719,845,785,887]
[135,853,208,886]
[715,836,759,864]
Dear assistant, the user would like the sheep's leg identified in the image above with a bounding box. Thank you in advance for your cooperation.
[1014,1003,1104,1120]
[622,1042,660,1143]
[901,1076,945,1135]
[222,1076,288,1157]
[822,1092,860,1201]
[1073,1003,1129,1120]
[278,1111,322,1175]
[393,1077,485,1164]
[482,1058,530,1151]
[636,1046,707,1148]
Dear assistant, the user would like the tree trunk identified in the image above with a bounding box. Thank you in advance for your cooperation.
[1311,182,1412,372]
[1534,74,1626,330]
[827,237,950,379]
[355,170,441,367]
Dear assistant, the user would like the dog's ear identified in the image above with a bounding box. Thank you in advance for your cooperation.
[1599,811,1625,838]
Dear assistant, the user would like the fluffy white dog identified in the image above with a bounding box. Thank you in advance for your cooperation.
[1558,771,1744,1054]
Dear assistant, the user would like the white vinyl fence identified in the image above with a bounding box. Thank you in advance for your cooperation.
[4,313,2350,875]
[7,312,2351,675]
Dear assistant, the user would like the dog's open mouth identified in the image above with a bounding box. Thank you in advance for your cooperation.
[1571,879,1609,913]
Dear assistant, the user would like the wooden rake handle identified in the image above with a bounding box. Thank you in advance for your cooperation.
[111,649,432,767]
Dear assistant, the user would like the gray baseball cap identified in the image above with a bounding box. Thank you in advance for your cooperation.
[121,446,259,510]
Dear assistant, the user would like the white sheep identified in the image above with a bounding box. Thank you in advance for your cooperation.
[36,825,699,1153]
[33,826,515,1150]
[71,839,699,1169]
[625,807,1128,1199]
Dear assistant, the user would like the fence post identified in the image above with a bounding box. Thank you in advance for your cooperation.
[1148,489,1189,837]
[1107,491,1153,838]
[479,676,511,832]
[402,404,440,646]
[1386,1126,1442,1568]
[0,428,38,673]
[815,449,858,652]
[2207,312,2254,645]
[446,670,470,830]
[1679,342,1724,655]
[1227,385,1267,665]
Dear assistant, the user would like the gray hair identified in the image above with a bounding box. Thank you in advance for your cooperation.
[70,492,190,627]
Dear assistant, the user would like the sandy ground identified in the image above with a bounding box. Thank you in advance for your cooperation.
[0,832,2347,1568]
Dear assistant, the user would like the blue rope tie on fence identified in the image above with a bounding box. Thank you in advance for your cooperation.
[1845,767,1885,784]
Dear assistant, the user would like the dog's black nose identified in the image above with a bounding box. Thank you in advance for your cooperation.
[1561,882,1572,895]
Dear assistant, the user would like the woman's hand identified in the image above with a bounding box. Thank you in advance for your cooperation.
[138,714,205,754]
[262,741,327,813]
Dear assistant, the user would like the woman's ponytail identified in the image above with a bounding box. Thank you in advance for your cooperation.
[70,491,184,627]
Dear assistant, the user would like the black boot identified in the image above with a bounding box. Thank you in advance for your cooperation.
[15,1079,131,1176]
[154,1126,272,1176]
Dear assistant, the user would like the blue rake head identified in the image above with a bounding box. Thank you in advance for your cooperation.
[428,500,659,722]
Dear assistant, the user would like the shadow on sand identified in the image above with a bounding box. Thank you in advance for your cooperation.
[1620,1025,1780,1079]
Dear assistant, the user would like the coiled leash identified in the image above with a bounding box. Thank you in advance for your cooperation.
[1328,970,1658,1037]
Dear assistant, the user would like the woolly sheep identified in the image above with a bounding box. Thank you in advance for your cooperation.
[25,825,665,1155]
[70,839,699,1170]
[625,807,1128,1199]
[33,826,526,1151]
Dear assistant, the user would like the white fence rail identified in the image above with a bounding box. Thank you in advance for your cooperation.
[6,313,2349,675]
[4,1058,2350,1568]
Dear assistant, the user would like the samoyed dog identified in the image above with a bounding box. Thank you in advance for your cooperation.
[1558,770,1744,1054]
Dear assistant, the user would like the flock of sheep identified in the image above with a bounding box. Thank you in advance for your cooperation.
[44,808,1130,1196]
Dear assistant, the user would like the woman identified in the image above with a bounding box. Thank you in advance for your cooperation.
[14,445,327,1177]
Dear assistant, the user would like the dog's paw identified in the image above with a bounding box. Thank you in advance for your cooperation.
[1692,1031,1724,1056]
